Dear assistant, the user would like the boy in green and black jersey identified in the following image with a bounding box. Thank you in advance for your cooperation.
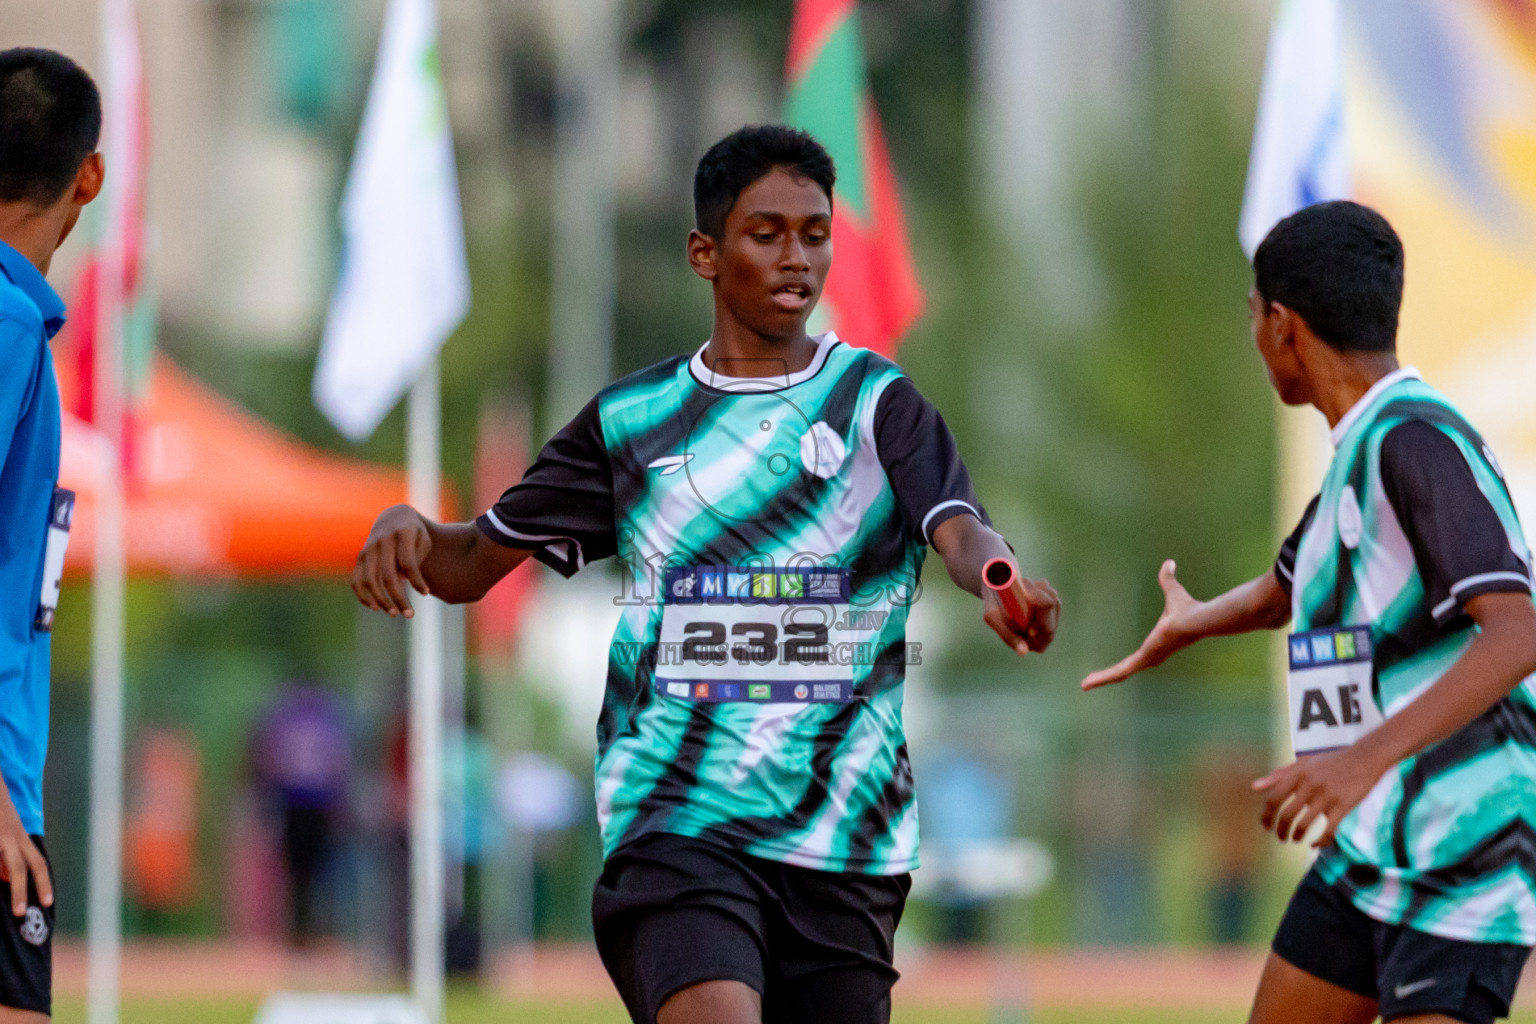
[1085,201,1536,1024]
[352,126,1061,1024]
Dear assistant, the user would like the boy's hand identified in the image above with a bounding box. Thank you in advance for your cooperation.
[353,505,433,618]
[0,786,49,917]
[929,516,1061,655]
[1253,745,1389,847]
[1251,592,1536,848]
[1082,560,1199,690]
[983,576,1061,655]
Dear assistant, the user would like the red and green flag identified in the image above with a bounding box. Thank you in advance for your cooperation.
[62,0,155,477]
[784,0,923,357]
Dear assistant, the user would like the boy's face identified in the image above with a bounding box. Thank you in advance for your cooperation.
[1249,287,1309,405]
[689,167,832,342]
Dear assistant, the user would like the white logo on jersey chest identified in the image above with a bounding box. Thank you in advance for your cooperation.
[800,421,847,479]
[648,454,694,476]
[1338,485,1363,549]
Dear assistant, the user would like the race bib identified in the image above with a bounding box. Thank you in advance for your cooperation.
[655,565,859,703]
[1286,626,1384,755]
[34,487,74,633]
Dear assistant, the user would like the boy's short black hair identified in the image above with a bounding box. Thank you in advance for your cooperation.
[693,125,836,240]
[1253,200,1404,352]
[0,48,103,206]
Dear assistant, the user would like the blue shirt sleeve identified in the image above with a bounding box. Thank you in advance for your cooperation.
[0,316,43,456]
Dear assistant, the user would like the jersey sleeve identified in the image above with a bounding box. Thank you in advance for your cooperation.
[872,376,991,546]
[1275,495,1320,595]
[1380,420,1533,627]
[0,318,40,452]
[474,395,618,577]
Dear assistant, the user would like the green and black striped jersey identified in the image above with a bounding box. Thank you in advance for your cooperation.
[477,333,987,874]
[1276,368,1536,945]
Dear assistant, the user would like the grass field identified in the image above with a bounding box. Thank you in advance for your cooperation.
[44,993,1536,1024]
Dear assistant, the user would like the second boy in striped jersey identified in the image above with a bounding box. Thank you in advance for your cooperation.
[352,125,1060,1024]
[1084,202,1536,1024]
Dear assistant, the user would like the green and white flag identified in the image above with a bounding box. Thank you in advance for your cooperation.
[314,0,469,441]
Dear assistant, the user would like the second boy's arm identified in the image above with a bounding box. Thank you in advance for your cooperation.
[1258,591,1536,846]
[1081,560,1291,690]
[1258,422,1536,844]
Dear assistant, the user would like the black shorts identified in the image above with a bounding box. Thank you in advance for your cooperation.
[0,836,52,1015]
[1273,867,1530,1024]
[592,832,909,1024]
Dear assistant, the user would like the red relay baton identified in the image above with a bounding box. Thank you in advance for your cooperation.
[982,557,1033,635]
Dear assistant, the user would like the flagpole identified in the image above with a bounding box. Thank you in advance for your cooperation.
[86,245,126,1024]
[89,2,131,1021]
[313,0,464,1009]
[408,360,445,1024]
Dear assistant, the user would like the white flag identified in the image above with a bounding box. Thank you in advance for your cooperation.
[1239,0,1351,259]
[314,0,469,441]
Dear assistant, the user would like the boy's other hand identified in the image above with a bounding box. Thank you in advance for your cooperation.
[0,788,48,917]
[983,575,1061,655]
[1253,744,1387,848]
[1082,560,1198,690]
[353,504,433,618]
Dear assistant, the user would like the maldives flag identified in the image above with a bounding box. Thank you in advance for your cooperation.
[784,0,923,357]
[61,0,155,475]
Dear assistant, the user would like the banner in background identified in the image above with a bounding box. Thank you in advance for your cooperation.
[1251,0,1536,526]
[1345,0,1536,521]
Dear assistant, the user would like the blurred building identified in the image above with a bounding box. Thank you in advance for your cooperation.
[0,0,782,356]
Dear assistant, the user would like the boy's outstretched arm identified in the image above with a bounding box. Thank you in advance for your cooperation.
[1081,560,1291,690]
[1257,591,1536,846]
[931,514,1061,655]
[352,504,534,616]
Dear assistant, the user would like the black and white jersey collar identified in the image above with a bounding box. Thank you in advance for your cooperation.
[689,332,840,393]
[1330,366,1422,448]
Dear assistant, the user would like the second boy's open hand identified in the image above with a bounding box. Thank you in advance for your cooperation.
[1253,745,1389,848]
[1081,560,1199,690]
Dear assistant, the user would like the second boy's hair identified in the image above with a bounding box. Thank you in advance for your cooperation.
[693,125,836,240]
[0,48,102,206]
[1253,200,1404,352]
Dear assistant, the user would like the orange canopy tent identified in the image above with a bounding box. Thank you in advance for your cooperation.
[58,355,444,578]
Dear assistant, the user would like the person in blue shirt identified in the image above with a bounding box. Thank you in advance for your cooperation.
[0,47,103,1021]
